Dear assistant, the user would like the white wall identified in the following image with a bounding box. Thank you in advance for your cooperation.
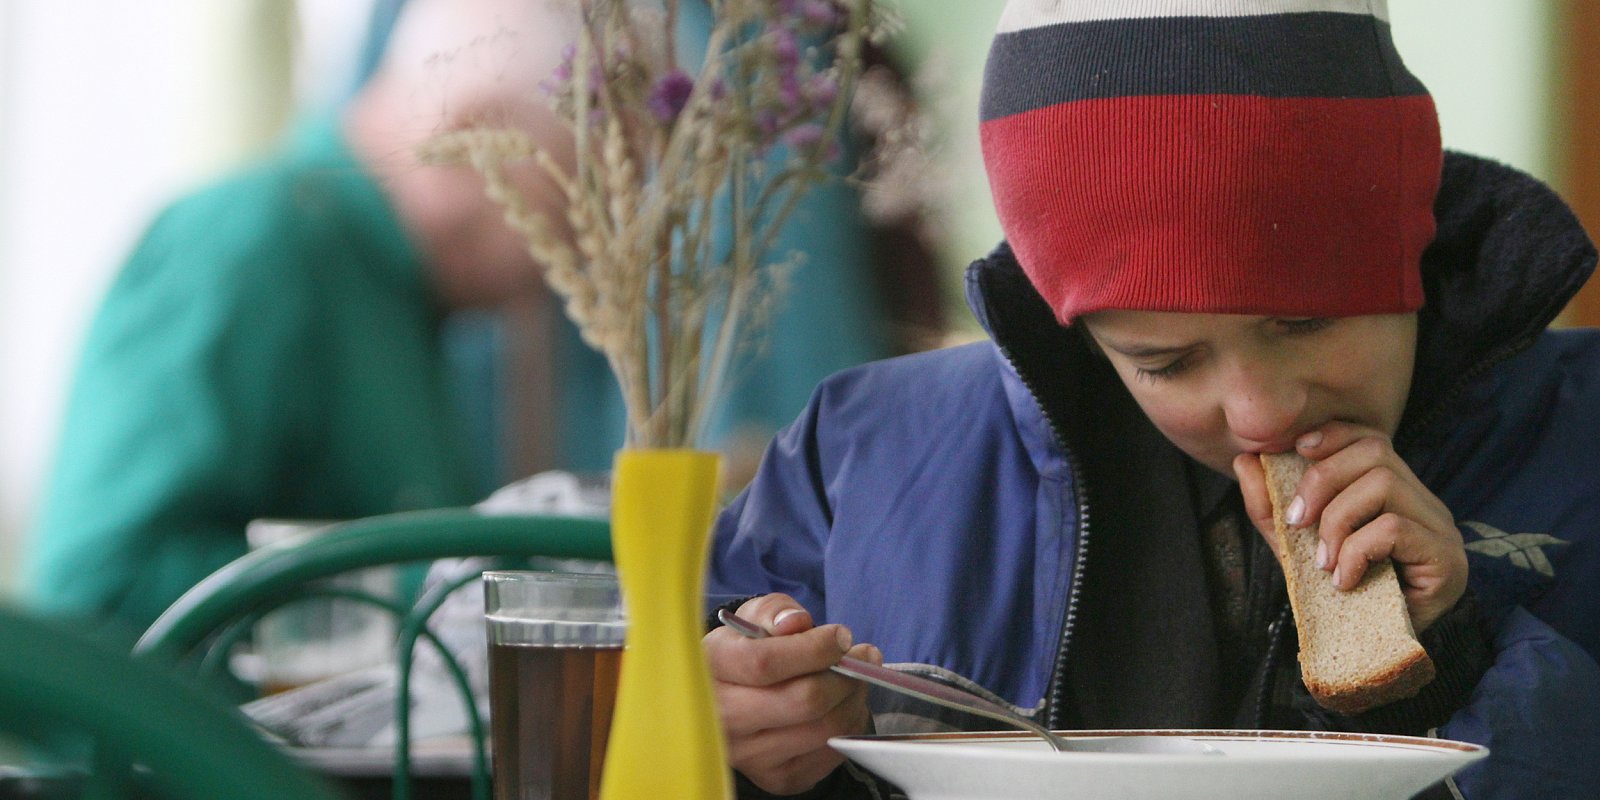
[0,0,371,597]
[0,3,237,597]
[1391,0,1558,184]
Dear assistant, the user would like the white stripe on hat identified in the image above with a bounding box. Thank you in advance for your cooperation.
[996,0,1388,34]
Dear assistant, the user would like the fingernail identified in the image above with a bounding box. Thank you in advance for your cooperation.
[835,626,854,651]
[1331,566,1343,589]
[1315,540,1328,570]
[1286,496,1305,526]
[1297,431,1323,450]
[773,608,803,628]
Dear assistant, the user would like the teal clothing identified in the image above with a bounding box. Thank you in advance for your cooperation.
[27,119,483,633]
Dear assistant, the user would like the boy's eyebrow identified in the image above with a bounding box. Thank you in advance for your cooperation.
[1098,339,1200,358]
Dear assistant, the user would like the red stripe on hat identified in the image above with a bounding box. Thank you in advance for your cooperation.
[980,94,1440,323]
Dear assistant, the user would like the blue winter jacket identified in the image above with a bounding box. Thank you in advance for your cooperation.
[709,152,1600,799]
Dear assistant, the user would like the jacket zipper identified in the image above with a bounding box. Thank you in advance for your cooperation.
[1046,447,1092,729]
[992,342,1091,730]
[1253,604,1292,727]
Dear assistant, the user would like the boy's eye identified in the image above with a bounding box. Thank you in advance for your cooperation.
[1135,356,1193,382]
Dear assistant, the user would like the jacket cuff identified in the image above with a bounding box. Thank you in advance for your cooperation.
[1355,590,1494,734]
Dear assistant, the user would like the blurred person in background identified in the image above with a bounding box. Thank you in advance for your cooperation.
[23,0,567,634]
[25,0,943,635]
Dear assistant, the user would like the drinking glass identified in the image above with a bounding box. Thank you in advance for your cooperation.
[484,570,626,800]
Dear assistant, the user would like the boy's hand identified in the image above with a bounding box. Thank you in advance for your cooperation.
[703,593,880,795]
[1234,422,1468,632]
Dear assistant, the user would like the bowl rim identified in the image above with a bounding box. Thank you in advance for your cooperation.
[830,728,1488,755]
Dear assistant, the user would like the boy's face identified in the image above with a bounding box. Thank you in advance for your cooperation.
[1078,311,1418,477]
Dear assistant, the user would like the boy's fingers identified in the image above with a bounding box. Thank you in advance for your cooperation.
[1233,452,1282,559]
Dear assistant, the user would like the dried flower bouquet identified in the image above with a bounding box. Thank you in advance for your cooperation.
[423,0,879,449]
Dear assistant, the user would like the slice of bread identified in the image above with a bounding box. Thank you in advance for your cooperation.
[1259,452,1434,714]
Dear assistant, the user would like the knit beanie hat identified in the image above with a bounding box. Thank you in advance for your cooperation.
[979,0,1441,325]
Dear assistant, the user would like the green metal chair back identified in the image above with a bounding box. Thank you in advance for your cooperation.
[0,604,346,800]
[132,509,613,800]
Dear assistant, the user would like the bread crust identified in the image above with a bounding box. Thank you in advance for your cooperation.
[1303,645,1436,715]
[1260,452,1435,714]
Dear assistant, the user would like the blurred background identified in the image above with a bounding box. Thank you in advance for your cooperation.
[1,0,1596,599]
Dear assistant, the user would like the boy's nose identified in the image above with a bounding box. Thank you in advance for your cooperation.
[1223,368,1307,450]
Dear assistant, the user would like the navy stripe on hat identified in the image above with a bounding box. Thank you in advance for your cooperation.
[981,12,1425,122]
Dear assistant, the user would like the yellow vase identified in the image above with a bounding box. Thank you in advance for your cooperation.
[599,448,732,800]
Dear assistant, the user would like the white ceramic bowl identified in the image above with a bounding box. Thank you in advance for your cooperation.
[830,729,1487,800]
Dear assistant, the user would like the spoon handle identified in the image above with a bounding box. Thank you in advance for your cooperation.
[716,609,1067,752]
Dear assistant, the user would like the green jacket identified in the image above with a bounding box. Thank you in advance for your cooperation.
[27,119,481,632]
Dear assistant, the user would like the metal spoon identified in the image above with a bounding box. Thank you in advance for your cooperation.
[717,609,1222,756]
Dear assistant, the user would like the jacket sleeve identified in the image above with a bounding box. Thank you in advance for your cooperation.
[1438,605,1600,799]
[707,388,837,616]
[710,390,914,800]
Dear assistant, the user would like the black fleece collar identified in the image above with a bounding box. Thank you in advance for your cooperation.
[1401,152,1597,450]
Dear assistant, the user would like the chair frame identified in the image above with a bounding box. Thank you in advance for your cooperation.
[133,509,612,800]
[0,605,345,800]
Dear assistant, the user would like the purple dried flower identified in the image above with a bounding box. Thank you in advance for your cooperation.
[782,123,827,152]
[800,0,841,29]
[775,0,803,16]
[805,74,838,108]
[778,72,804,113]
[756,111,782,138]
[542,44,578,96]
[770,26,801,68]
[647,69,696,123]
